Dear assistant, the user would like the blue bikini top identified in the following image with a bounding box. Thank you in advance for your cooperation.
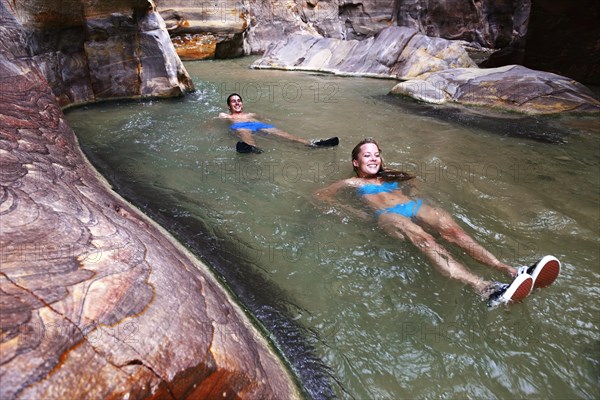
[357,181,399,196]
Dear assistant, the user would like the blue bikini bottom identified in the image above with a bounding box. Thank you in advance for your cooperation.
[230,121,275,132]
[376,199,423,219]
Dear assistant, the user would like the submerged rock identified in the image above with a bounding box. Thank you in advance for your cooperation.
[390,65,600,114]
[251,26,476,79]
[0,3,303,399]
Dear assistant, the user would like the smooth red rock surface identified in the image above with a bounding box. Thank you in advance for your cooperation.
[0,2,302,399]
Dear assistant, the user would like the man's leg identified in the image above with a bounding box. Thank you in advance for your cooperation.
[264,128,310,145]
[236,129,257,146]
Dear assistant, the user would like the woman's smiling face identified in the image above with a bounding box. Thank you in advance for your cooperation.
[353,142,381,178]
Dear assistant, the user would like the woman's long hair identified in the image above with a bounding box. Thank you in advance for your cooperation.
[351,138,414,182]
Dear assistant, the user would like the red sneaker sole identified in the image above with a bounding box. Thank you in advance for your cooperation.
[534,258,561,289]
[511,277,533,302]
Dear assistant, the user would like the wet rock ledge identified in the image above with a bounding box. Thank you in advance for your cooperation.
[252,26,600,115]
[0,1,302,399]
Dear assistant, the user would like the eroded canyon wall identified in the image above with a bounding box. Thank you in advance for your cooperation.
[4,0,194,107]
[0,1,304,398]
[156,0,599,85]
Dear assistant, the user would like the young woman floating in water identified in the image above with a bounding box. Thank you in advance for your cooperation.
[314,138,560,307]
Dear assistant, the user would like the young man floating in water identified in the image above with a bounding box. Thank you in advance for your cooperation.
[219,93,339,153]
[314,138,561,308]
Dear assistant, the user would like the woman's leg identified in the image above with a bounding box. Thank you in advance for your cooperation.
[377,212,490,294]
[416,205,517,276]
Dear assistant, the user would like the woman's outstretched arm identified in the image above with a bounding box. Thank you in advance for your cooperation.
[313,179,370,220]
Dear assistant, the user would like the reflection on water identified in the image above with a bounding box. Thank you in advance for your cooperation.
[66,57,599,399]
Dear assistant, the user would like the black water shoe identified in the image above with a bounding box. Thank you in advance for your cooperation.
[236,141,263,154]
[310,137,339,147]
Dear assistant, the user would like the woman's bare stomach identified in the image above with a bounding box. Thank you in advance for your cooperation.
[361,191,414,210]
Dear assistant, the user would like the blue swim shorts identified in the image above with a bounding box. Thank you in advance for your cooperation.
[230,121,275,132]
[376,199,423,219]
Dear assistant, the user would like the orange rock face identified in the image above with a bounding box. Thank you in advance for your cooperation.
[158,2,248,59]
[172,34,218,60]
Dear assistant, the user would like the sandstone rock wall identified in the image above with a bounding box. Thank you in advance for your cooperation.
[3,0,194,108]
[252,26,477,79]
[156,0,248,60]
[393,0,530,48]
[1,1,303,398]
[243,0,531,53]
[156,0,599,85]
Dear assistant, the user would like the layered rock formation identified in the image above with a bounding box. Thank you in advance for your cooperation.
[4,0,194,108]
[156,0,598,86]
[0,1,303,399]
[157,0,248,60]
[251,26,599,115]
[251,26,476,78]
[390,65,600,114]
[243,0,530,52]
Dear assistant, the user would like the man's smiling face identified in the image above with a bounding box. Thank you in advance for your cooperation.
[228,95,243,114]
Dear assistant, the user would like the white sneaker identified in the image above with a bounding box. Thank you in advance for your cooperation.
[517,255,561,289]
[487,273,534,308]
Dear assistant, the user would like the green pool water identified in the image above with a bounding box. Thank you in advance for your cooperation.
[66,57,599,399]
